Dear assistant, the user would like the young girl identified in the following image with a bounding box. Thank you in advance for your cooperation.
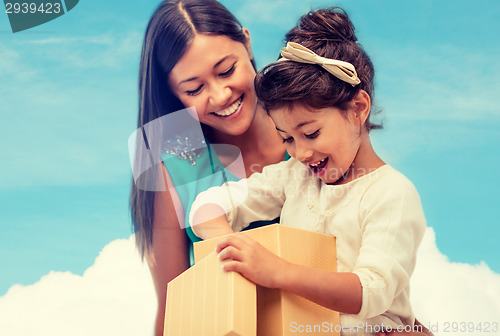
[190,7,427,336]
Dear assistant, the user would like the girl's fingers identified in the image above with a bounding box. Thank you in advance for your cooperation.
[214,232,249,253]
[217,245,244,262]
[220,259,244,273]
[215,234,238,253]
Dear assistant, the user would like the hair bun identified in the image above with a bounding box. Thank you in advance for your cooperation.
[290,7,357,43]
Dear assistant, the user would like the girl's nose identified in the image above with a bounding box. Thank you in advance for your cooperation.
[294,142,314,162]
[209,83,232,108]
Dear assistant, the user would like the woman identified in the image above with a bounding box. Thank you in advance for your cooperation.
[130,1,286,334]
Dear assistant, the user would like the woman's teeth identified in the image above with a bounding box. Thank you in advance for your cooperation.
[213,97,242,117]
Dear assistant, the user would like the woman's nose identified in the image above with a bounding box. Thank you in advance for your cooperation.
[209,83,232,108]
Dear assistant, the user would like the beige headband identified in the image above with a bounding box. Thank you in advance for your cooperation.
[278,42,361,87]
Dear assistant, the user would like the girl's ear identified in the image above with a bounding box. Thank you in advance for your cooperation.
[351,90,371,126]
[242,27,253,60]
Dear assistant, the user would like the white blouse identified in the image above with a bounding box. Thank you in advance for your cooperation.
[190,158,426,335]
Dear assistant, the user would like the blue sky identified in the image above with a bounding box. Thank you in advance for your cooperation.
[0,0,499,300]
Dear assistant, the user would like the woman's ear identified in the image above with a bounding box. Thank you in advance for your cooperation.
[351,90,371,126]
[242,27,253,60]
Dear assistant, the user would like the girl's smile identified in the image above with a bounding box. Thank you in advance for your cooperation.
[308,157,329,176]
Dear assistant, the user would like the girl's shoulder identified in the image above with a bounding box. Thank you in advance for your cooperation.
[257,157,308,178]
[371,164,415,185]
[376,165,418,191]
[359,165,422,206]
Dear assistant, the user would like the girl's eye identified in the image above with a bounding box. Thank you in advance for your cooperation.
[219,64,236,77]
[186,85,203,96]
[305,130,320,139]
[282,137,294,144]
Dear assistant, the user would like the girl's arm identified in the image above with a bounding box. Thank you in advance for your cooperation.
[190,159,296,239]
[146,165,190,336]
[215,233,362,314]
[190,204,234,239]
[213,168,427,317]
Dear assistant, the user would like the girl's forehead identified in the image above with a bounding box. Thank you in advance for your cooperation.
[270,106,319,128]
[272,104,320,118]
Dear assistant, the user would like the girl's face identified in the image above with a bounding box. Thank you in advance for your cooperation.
[168,32,257,137]
[269,104,365,185]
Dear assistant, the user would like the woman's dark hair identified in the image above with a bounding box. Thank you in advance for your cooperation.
[131,0,254,257]
[255,7,381,131]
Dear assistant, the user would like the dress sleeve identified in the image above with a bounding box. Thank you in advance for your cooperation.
[189,159,295,233]
[352,171,426,319]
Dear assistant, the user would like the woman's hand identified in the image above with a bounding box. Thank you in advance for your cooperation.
[215,233,290,288]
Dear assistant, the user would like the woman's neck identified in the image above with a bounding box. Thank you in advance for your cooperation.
[210,106,286,176]
[213,107,281,155]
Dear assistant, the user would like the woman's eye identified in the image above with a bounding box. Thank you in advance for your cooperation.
[186,85,203,96]
[282,137,294,144]
[219,64,236,77]
[305,130,320,139]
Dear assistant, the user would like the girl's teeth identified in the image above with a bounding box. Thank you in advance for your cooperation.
[214,97,242,116]
[309,157,328,173]
[310,158,326,167]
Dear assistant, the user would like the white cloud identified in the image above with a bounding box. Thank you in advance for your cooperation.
[411,227,500,335]
[232,0,307,27]
[0,32,140,189]
[4,31,142,75]
[375,44,500,123]
[0,236,156,336]
[52,32,142,69]
[24,35,115,45]
[0,42,38,81]
[1,229,498,336]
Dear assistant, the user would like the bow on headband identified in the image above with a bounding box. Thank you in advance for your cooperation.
[279,42,361,87]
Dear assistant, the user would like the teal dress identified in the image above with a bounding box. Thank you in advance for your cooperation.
[162,141,290,265]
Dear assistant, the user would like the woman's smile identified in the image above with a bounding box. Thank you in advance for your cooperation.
[168,34,258,136]
[212,95,243,118]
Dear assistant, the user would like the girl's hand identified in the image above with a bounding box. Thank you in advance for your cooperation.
[376,332,432,336]
[215,233,289,288]
[376,319,434,336]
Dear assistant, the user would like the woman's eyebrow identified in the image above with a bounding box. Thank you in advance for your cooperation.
[213,55,232,68]
[178,76,198,87]
[178,55,235,87]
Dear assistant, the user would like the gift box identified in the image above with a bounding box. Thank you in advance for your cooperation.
[164,224,339,336]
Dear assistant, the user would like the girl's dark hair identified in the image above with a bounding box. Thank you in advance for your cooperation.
[255,7,381,131]
[131,0,254,257]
